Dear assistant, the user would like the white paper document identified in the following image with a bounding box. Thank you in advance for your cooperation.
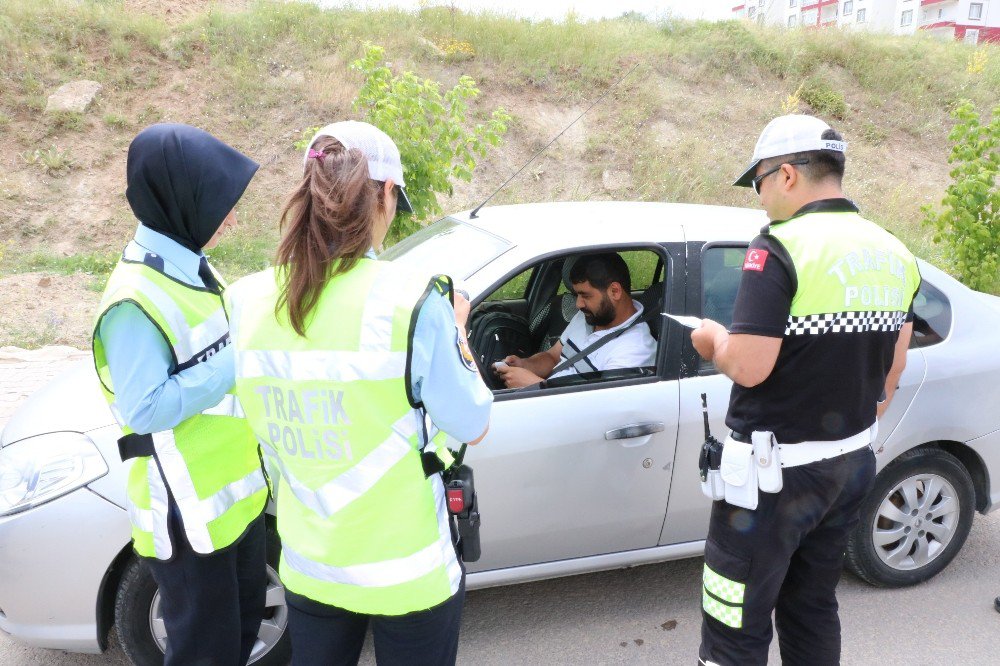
[665,313,703,329]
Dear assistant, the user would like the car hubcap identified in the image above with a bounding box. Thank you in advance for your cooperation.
[149,564,287,663]
[872,473,960,570]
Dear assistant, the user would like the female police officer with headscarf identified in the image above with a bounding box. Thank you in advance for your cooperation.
[225,121,492,665]
[92,124,269,666]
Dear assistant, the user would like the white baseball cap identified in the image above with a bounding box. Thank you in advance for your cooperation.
[734,114,847,188]
[304,120,413,213]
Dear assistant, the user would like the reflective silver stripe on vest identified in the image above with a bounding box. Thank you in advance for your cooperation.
[202,394,246,418]
[260,412,421,520]
[134,275,228,364]
[282,536,448,588]
[151,430,215,553]
[127,500,155,533]
[359,264,407,352]
[149,430,266,553]
[431,472,463,594]
[147,457,174,560]
[109,402,127,430]
[237,349,407,383]
[201,467,268,522]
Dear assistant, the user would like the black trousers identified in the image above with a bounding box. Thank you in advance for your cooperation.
[285,577,466,666]
[146,505,267,666]
[698,446,876,666]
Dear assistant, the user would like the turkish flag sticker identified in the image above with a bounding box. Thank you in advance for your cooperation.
[743,249,769,272]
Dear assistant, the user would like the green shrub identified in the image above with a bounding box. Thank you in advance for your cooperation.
[351,43,511,240]
[799,76,847,119]
[923,101,1000,293]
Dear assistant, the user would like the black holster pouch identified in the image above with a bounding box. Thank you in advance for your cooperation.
[444,464,481,563]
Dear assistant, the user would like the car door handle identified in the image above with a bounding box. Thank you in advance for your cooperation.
[605,422,665,440]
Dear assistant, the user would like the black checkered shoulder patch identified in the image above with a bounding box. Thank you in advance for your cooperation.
[785,311,907,336]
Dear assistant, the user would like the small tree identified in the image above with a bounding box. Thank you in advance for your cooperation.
[923,101,1000,293]
[352,43,510,241]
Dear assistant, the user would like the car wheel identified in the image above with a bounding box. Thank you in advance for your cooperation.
[114,526,290,666]
[846,448,975,587]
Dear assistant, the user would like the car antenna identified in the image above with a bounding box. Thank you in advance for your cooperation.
[468,61,640,219]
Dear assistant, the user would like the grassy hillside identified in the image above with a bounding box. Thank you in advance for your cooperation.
[1,0,997,348]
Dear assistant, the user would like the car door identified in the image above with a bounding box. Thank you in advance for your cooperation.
[452,244,686,572]
[659,241,927,546]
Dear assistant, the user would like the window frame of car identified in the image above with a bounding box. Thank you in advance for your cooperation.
[469,241,686,403]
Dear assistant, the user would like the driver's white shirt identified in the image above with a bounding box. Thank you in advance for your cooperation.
[550,300,657,379]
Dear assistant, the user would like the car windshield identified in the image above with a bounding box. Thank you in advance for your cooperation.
[379,218,512,280]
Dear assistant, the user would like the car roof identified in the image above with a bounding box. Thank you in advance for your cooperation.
[449,202,768,253]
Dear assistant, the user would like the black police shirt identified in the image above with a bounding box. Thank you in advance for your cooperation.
[724,199,918,444]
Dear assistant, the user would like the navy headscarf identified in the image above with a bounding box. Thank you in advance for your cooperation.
[125,124,259,253]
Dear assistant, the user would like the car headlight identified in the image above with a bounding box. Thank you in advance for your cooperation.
[0,432,109,517]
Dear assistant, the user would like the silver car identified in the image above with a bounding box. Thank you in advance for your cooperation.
[2,202,999,665]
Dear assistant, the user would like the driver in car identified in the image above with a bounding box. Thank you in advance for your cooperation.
[496,252,656,388]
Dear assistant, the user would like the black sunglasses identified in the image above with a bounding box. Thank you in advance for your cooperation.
[751,159,810,195]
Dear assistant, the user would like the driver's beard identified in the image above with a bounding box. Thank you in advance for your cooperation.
[583,293,616,327]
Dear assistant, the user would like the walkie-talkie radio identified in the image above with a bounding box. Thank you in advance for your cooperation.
[698,393,726,500]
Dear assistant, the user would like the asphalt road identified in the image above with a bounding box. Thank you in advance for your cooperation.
[4,510,1000,666]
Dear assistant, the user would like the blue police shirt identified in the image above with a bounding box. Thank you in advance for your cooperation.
[96,224,236,434]
[409,287,492,444]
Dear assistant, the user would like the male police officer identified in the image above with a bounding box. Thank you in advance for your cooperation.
[691,115,921,665]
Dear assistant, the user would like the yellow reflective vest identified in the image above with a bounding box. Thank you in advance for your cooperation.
[228,259,462,615]
[93,258,268,560]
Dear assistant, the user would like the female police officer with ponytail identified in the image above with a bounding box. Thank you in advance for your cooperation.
[226,121,492,665]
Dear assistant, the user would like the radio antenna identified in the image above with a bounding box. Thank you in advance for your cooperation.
[468,61,640,219]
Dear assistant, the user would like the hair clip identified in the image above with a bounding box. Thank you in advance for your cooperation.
[308,148,325,163]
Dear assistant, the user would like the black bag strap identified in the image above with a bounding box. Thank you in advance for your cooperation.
[118,432,156,462]
[548,305,658,378]
[417,404,470,478]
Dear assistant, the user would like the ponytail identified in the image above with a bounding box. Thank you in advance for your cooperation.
[275,136,385,336]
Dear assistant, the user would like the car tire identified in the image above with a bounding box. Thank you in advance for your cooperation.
[114,524,291,666]
[846,447,975,588]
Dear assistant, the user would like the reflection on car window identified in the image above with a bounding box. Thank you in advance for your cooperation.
[910,281,951,348]
[702,246,746,329]
[379,217,512,281]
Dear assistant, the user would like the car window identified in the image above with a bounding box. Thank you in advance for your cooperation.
[701,246,746,329]
[486,267,533,302]
[471,248,666,394]
[909,280,951,348]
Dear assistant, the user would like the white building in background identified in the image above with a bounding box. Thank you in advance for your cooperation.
[731,0,1000,42]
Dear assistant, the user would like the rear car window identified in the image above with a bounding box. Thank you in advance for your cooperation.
[701,246,746,329]
[910,281,951,348]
